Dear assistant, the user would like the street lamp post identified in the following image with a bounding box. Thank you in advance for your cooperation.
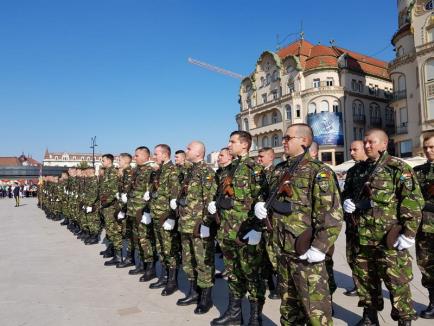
[90,136,98,168]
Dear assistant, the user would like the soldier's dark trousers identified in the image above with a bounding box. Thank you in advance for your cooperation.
[416,230,434,290]
[278,254,332,326]
[353,245,416,321]
[219,239,265,302]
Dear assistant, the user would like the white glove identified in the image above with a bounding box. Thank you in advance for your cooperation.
[86,206,93,213]
[254,202,268,220]
[242,230,262,245]
[208,201,217,214]
[162,218,175,231]
[299,246,326,263]
[141,212,152,225]
[121,193,128,204]
[343,199,356,213]
[393,234,415,250]
[56,199,60,202]
[143,191,150,201]
[200,225,210,238]
[117,211,126,220]
[170,199,178,210]
[75,194,78,198]
[115,192,120,200]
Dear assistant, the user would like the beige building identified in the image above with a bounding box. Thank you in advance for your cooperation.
[236,39,393,165]
[389,0,434,157]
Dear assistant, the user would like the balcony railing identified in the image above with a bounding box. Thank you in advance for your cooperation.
[391,90,407,102]
[396,123,408,135]
[370,117,382,127]
[353,114,366,124]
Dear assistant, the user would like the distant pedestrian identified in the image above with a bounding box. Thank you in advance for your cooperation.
[13,183,20,207]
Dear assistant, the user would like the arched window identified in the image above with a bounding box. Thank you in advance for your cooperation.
[262,136,269,148]
[358,101,364,115]
[272,70,278,82]
[262,114,268,127]
[266,74,271,85]
[272,134,280,147]
[308,102,317,114]
[272,112,278,124]
[296,105,301,118]
[320,100,329,112]
[426,59,434,82]
[243,118,249,131]
[398,75,406,91]
[352,102,357,115]
[260,77,265,87]
[333,101,339,112]
[285,104,292,120]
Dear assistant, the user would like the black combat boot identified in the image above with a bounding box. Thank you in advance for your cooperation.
[356,308,379,326]
[139,262,156,282]
[177,280,199,306]
[421,288,434,319]
[247,299,264,326]
[81,231,91,242]
[194,287,213,314]
[129,251,144,275]
[267,274,279,300]
[210,292,243,325]
[102,244,114,258]
[85,234,99,245]
[73,225,82,236]
[60,218,69,226]
[344,286,358,296]
[161,268,178,296]
[149,268,167,289]
[116,250,134,268]
[398,320,412,326]
[104,250,122,266]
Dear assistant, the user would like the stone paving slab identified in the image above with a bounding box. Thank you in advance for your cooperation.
[0,197,431,325]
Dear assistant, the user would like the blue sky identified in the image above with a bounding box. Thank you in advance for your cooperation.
[0,0,397,160]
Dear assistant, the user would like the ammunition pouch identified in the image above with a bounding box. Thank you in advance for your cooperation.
[271,199,292,215]
[423,202,434,213]
[385,224,403,250]
[217,197,234,210]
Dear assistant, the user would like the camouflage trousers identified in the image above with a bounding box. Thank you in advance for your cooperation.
[416,230,434,290]
[180,233,215,289]
[137,221,157,263]
[152,215,181,268]
[102,206,122,250]
[353,245,416,321]
[83,212,100,235]
[263,231,278,290]
[325,246,337,295]
[219,238,265,301]
[278,254,333,326]
[345,226,359,273]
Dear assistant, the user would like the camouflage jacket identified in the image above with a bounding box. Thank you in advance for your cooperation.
[269,152,343,255]
[83,176,99,207]
[177,161,215,233]
[117,166,133,212]
[347,152,424,245]
[149,160,180,218]
[127,162,154,217]
[99,166,118,208]
[414,161,434,233]
[217,155,265,241]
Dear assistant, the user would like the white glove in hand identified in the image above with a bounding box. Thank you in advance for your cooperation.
[343,199,356,213]
[254,202,268,220]
[121,193,128,204]
[170,199,177,210]
[141,212,152,225]
[242,230,262,245]
[86,206,93,213]
[299,246,326,263]
[200,225,210,238]
[115,192,120,200]
[393,234,415,250]
[162,218,175,231]
[143,191,150,201]
[208,201,217,214]
[117,211,126,220]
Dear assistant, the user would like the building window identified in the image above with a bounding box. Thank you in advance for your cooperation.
[272,134,280,147]
[243,118,249,131]
[326,77,334,86]
[335,152,344,165]
[399,140,413,158]
[332,101,339,112]
[55,156,58,160]
[320,100,329,112]
[260,77,265,88]
[428,27,434,43]
[288,82,295,93]
[426,59,434,82]
[351,79,357,91]
[353,127,357,140]
[358,81,364,93]
[272,112,279,124]
[271,90,278,100]
[399,107,408,125]
[296,105,301,118]
[266,74,271,85]
[285,104,292,120]
[262,136,269,148]
[262,93,267,104]
[81,156,84,160]
[308,102,317,114]
[321,152,332,164]
[398,75,406,91]
[272,70,278,82]
[359,128,364,140]
[313,79,320,88]
[262,115,268,127]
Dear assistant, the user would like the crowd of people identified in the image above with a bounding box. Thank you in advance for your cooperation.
[37,125,434,326]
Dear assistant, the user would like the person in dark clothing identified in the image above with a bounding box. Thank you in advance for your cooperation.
[13,183,20,207]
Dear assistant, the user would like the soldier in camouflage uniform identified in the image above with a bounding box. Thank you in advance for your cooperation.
[343,129,424,326]
[173,141,215,314]
[60,168,74,227]
[342,140,368,297]
[255,124,343,326]
[81,167,100,245]
[146,144,181,296]
[257,147,279,300]
[99,154,122,266]
[413,135,434,319]
[209,131,266,326]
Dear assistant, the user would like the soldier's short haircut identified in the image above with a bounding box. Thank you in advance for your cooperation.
[288,123,313,144]
[119,153,132,160]
[423,135,434,143]
[175,150,185,155]
[230,130,252,150]
[102,154,114,162]
[220,147,229,152]
[258,147,274,154]
[135,146,150,156]
[365,128,389,142]
[155,144,171,156]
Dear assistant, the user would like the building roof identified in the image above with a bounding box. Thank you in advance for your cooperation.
[0,157,20,166]
[276,39,389,79]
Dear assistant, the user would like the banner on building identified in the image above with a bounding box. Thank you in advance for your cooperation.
[307,112,344,146]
